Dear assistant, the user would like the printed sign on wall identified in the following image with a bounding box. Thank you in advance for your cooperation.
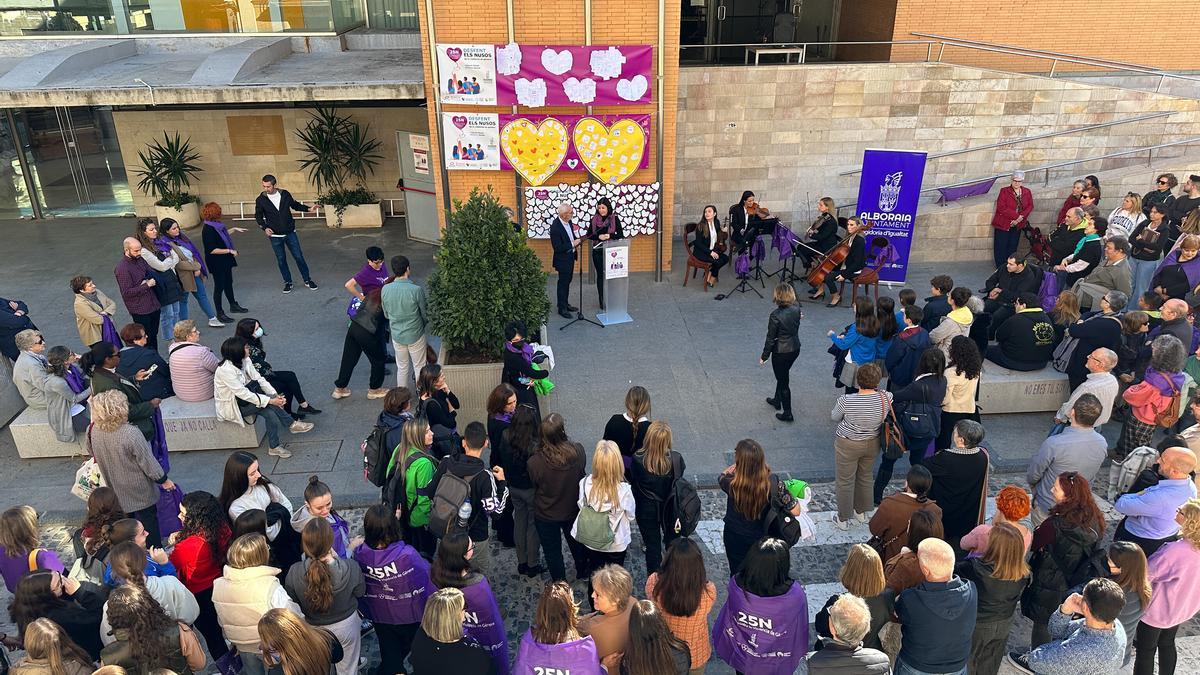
[524,182,660,239]
[442,113,500,171]
[495,44,654,107]
[437,44,498,105]
[854,148,928,283]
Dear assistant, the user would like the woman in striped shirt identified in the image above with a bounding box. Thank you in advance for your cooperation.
[831,363,892,530]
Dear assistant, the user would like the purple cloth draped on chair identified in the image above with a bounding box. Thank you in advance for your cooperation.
[936,177,998,205]
[65,366,87,395]
[100,315,120,348]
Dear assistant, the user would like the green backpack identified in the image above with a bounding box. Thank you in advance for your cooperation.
[574,503,616,550]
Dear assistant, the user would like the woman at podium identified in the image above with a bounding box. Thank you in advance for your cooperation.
[588,197,625,311]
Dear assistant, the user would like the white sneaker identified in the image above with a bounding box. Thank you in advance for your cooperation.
[208,317,226,328]
[331,388,351,399]
[832,516,849,530]
[367,388,388,399]
[856,510,870,524]
[289,421,314,434]
[268,446,292,458]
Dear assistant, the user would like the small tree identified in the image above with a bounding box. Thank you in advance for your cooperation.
[294,107,383,226]
[133,132,203,209]
[429,189,550,361]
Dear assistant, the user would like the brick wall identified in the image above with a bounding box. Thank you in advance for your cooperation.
[416,0,679,273]
[113,107,428,218]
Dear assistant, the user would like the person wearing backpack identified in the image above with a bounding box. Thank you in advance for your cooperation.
[572,441,636,610]
[1021,471,1107,648]
[1113,446,1198,558]
[718,439,800,576]
[1118,334,1187,468]
[384,417,437,559]
[424,422,508,574]
[630,421,688,574]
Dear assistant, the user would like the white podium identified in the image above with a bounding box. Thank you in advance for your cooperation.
[596,239,632,326]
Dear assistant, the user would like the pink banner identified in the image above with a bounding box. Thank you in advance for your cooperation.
[495,44,653,107]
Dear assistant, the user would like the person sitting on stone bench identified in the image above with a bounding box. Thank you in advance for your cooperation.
[168,320,219,403]
[116,323,172,401]
[11,329,90,443]
[1072,236,1132,311]
[984,255,1041,339]
[985,292,1055,371]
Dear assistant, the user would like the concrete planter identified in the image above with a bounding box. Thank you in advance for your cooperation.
[437,326,550,428]
[155,201,201,229]
[325,202,383,228]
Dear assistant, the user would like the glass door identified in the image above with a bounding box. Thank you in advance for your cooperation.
[0,113,33,219]
[11,106,132,218]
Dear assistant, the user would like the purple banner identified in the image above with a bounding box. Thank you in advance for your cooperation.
[854,149,928,283]
[496,44,653,107]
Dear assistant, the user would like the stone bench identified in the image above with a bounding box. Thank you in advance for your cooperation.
[160,398,264,452]
[0,358,27,429]
[978,361,1070,414]
[10,407,86,458]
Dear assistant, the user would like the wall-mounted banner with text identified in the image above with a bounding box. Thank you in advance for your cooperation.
[437,44,498,105]
[854,148,928,283]
[442,113,500,171]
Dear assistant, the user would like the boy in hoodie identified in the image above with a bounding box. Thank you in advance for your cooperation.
[986,292,1056,371]
[919,275,953,331]
[895,538,977,675]
[929,287,974,356]
[426,421,509,574]
[885,305,930,391]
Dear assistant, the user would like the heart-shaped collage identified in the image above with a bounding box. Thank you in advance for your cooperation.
[499,118,569,187]
[572,117,646,185]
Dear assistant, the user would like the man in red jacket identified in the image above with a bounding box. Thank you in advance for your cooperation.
[991,170,1035,270]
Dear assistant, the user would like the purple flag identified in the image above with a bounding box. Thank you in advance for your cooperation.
[460,578,510,675]
[854,149,928,283]
[151,408,170,473]
[714,577,809,675]
[100,315,120,349]
[514,632,603,675]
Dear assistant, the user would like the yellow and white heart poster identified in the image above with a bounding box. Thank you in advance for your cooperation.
[499,118,569,187]
[572,117,646,185]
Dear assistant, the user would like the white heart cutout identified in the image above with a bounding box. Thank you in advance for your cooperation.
[616,75,648,102]
[541,48,573,75]
[566,158,579,170]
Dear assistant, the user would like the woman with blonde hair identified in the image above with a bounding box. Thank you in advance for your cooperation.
[1109,192,1147,240]
[761,283,801,422]
[602,386,652,471]
[0,505,64,593]
[718,439,800,575]
[283,519,364,675]
[1133,498,1200,675]
[572,441,637,608]
[957,522,1030,675]
[1049,290,1081,345]
[257,607,343,675]
[383,416,436,559]
[212,534,301,675]
[813,543,894,653]
[515,581,602,674]
[10,618,94,675]
[630,421,687,573]
[578,564,635,666]
[409,587,495,673]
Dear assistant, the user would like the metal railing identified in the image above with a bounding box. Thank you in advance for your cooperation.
[838,111,1177,177]
[678,39,936,65]
[229,198,407,222]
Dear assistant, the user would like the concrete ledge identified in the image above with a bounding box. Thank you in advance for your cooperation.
[10,408,85,459]
[978,362,1070,414]
[161,398,264,452]
[0,40,136,89]
[190,38,292,86]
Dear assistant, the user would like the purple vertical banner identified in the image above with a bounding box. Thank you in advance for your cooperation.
[854,149,927,283]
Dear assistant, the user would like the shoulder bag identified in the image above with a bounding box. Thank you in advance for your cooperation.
[879,393,907,461]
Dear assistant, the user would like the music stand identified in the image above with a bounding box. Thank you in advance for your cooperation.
[716,250,763,300]
[560,234,602,331]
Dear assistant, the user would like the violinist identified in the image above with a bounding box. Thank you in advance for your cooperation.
[693,204,729,287]
[588,196,624,311]
[797,197,840,269]
[728,190,776,252]
[809,216,866,307]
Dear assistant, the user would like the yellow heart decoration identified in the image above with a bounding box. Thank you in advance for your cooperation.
[499,118,568,187]
[572,117,646,185]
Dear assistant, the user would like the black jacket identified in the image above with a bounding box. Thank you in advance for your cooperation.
[806,641,891,674]
[501,345,547,408]
[893,373,946,441]
[629,450,684,514]
[1129,220,1168,261]
[89,367,156,441]
[957,557,1027,624]
[202,224,238,272]
[0,297,35,361]
[920,295,951,331]
[885,327,932,390]
[494,427,533,490]
[762,303,802,359]
[994,308,1056,366]
[840,234,866,278]
[1049,224,1086,264]
[548,217,579,271]
[116,345,173,400]
[1066,313,1123,380]
[46,580,107,661]
[254,189,311,235]
[1066,238,1103,285]
[984,264,1041,304]
[807,212,840,252]
[1022,517,1101,624]
[426,453,508,542]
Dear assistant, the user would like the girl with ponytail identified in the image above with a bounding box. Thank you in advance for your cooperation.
[283,518,364,675]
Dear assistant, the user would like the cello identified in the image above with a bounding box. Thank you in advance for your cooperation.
[805,232,854,290]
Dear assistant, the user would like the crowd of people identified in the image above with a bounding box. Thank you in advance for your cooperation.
[2,170,1200,675]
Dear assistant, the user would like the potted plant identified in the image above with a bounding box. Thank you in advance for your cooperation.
[428,188,551,425]
[294,107,384,228]
[134,132,203,228]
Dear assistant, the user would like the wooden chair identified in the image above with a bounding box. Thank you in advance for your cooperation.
[839,255,889,303]
[683,222,712,290]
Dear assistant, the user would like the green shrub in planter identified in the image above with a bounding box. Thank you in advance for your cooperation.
[429,188,550,362]
[294,107,383,227]
[133,132,202,208]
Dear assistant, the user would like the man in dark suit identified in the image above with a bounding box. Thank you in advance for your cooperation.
[254,174,318,293]
[549,203,583,319]
[0,295,35,363]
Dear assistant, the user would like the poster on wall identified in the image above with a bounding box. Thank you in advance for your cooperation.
[854,148,928,283]
[409,134,430,175]
[442,113,500,171]
[498,114,651,186]
[437,44,498,105]
[524,182,660,238]
[495,44,654,107]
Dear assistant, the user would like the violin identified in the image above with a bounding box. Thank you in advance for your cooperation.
[745,199,771,219]
[806,232,855,289]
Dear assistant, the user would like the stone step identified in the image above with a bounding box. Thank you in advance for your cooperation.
[160,398,264,452]
[979,362,1070,414]
[8,407,85,459]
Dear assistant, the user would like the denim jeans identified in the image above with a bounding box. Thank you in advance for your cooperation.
[269,232,312,283]
[238,650,266,675]
[180,276,218,321]
[241,402,293,447]
[159,300,183,341]
[894,658,966,675]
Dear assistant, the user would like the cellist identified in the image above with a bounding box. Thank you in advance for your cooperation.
[809,216,867,307]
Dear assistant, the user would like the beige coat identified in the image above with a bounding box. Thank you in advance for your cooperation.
[942,366,979,413]
[73,289,118,347]
[163,240,203,293]
[214,359,278,426]
[212,564,300,652]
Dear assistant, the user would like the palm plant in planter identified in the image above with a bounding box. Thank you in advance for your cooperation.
[133,132,203,227]
[429,188,550,364]
[294,107,384,228]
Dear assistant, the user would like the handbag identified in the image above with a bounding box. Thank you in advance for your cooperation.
[214,647,244,675]
[879,393,907,461]
[71,425,106,501]
[866,528,904,560]
[764,481,802,546]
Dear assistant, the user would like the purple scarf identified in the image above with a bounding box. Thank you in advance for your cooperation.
[714,577,808,675]
[590,213,617,236]
[101,315,120,347]
[505,340,534,368]
[204,220,235,250]
[157,233,208,277]
[492,411,513,424]
[460,577,510,675]
[1143,366,1186,396]
[65,365,87,395]
[515,632,602,675]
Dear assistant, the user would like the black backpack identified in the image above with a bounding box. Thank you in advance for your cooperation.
[362,422,394,487]
[660,454,700,537]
